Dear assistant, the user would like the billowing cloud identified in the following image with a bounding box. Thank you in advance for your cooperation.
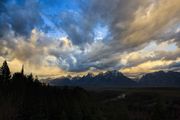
[0,0,180,77]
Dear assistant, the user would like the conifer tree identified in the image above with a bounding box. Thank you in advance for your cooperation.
[1,60,11,81]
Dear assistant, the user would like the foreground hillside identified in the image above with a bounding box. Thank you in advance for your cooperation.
[0,80,103,120]
[1,61,180,120]
[1,77,180,120]
[0,61,103,120]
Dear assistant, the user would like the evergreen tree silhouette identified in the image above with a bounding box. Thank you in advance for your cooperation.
[0,60,11,82]
[0,61,105,120]
[21,65,24,75]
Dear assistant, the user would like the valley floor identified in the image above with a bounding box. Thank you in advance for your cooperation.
[90,87,180,120]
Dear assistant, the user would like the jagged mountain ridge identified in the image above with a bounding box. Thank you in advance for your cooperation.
[50,70,136,87]
[49,70,180,88]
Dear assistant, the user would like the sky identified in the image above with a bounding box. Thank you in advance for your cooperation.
[0,0,180,78]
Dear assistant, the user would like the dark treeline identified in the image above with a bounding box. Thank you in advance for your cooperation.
[1,60,180,120]
[0,61,104,120]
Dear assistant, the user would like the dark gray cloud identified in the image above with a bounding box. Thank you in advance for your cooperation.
[51,0,147,71]
[0,0,180,74]
[169,62,180,70]
[3,0,42,37]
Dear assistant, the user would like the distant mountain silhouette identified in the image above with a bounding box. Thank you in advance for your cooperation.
[50,70,180,88]
[49,70,136,88]
[139,71,180,87]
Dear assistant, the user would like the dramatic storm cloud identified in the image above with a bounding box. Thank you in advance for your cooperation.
[0,0,180,77]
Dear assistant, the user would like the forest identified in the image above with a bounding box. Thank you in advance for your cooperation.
[0,61,103,120]
[0,60,180,120]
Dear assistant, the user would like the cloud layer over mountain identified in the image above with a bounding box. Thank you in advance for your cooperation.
[0,0,180,77]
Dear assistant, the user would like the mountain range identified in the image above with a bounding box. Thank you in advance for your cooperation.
[49,70,180,88]
[139,71,180,87]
